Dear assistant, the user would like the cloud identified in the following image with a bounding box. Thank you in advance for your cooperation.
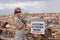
[0,0,60,15]
[0,4,4,10]
[0,0,59,3]
[0,1,46,14]
[45,1,60,13]
[0,0,44,3]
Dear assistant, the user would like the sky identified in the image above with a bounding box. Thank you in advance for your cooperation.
[0,0,60,15]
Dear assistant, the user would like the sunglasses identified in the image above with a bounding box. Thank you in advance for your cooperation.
[15,11,21,13]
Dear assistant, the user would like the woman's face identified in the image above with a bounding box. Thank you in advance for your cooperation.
[15,10,22,17]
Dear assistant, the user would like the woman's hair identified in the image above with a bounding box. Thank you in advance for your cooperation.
[14,7,21,15]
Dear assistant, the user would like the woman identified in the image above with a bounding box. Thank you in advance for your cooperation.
[13,7,26,40]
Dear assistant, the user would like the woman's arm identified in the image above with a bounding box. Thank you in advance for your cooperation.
[15,23,23,30]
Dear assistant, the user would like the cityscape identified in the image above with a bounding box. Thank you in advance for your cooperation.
[0,13,60,40]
